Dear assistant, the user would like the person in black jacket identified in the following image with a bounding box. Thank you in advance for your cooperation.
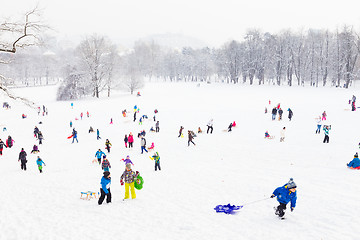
[278,108,283,120]
[271,107,277,121]
[288,108,293,121]
[0,139,7,155]
[18,148,27,171]
[178,126,184,138]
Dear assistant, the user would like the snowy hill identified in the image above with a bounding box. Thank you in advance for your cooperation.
[0,82,359,240]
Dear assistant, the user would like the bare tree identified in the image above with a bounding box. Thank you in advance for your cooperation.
[0,7,47,106]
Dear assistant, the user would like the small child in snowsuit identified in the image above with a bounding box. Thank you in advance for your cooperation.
[36,156,46,173]
[120,164,139,200]
[271,178,297,218]
[347,152,360,169]
[124,134,128,148]
[102,156,111,172]
[31,145,40,154]
[121,155,134,166]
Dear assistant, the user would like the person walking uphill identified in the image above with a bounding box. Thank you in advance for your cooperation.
[271,178,297,219]
[140,136,148,154]
[102,156,111,172]
[288,108,293,121]
[18,148,27,171]
[98,171,111,205]
[95,149,106,165]
[120,163,139,200]
[207,119,214,134]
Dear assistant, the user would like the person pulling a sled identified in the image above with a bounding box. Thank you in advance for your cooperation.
[271,178,297,218]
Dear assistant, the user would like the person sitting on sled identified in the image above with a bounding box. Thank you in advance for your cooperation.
[347,152,360,169]
[271,178,297,218]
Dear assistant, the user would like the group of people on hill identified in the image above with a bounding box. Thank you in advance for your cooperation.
[268,103,293,121]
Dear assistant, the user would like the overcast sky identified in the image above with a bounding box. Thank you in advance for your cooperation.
[2,0,360,47]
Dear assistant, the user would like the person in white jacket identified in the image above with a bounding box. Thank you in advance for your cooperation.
[207,119,214,134]
[280,127,286,142]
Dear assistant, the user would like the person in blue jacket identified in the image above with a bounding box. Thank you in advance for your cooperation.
[95,149,106,165]
[97,129,101,140]
[271,178,297,218]
[98,171,111,205]
[72,128,78,143]
[36,156,46,173]
[347,152,360,169]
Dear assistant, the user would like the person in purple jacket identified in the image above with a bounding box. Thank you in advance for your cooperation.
[121,155,134,166]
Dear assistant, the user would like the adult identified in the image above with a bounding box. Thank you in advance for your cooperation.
[140,136,148,154]
[207,119,214,134]
[323,125,331,143]
[18,148,27,171]
[98,171,111,205]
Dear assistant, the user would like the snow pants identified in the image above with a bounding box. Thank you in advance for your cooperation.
[141,146,148,154]
[155,161,161,171]
[38,165,43,173]
[128,142,133,148]
[207,126,213,134]
[124,182,136,199]
[98,188,111,205]
[323,135,329,143]
[21,160,27,171]
[275,202,287,217]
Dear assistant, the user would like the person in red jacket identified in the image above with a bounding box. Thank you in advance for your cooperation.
[128,133,134,148]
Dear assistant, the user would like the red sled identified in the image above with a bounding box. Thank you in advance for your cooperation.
[67,135,73,139]
[348,166,360,170]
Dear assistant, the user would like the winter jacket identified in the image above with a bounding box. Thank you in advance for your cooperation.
[100,176,111,194]
[288,109,293,118]
[0,141,6,149]
[188,132,194,141]
[278,109,283,116]
[152,153,160,163]
[95,150,106,159]
[123,158,134,165]
[179,127,184,134]
[128,135,134,143]
[272,185,297,209]
[105,141,112,147]
[102,159,111,169]
[280,129,286,138]
[19,150,27,161]
[323,126,331,136]
[34,127,39,134]
[6,138,14,147]
[155,122,159,127]
[272,108,277,115]
[38,132,44,140]
[207,119,213,127]
[36,158,45,166]
[348,157,360,168]
[124,136,128,143]
[120,169,138,184]
[141,138,146,147]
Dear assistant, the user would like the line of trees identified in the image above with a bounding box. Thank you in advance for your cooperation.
[2,18,360,101]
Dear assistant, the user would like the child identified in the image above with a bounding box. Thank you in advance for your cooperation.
[152,152,161,171]
[124,134,128,148]
[95,149,106,165]
[347,153,360,169]
[188,130,196,146]
[323,125,331,143]
[228,123,233,132]
[315,116,322,134]
[178,126,184,138]
[102,156,111,172]
[98,171,111,205]
[0,138,7,155]
[198,127,202,134]
[36,156,46,173]
[31,145,40,154]
[271,178,297,218]
[280,127,286,142]
[121,155,134,166]
[148,142,155,151]
[89,126,94,133]
[105,139,112,153]
[265,131,271,138]
[120,164,139,200]
[322,111,327,121]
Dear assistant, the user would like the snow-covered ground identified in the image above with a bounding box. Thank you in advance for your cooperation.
[0,82,359,240]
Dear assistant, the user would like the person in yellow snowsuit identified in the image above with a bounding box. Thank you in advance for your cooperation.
[120,163,139,199]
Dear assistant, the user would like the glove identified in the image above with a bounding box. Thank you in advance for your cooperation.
[270,194,275,198]
[120,180,124,186]
[291,207,294,212]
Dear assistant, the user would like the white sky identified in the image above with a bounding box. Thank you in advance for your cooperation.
[1,0,360,47]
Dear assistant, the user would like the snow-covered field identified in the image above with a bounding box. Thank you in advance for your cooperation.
[1,82,359,240]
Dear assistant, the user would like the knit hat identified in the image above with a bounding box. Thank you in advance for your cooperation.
[355,152,359,158]
[287,178,297,189]
[103,155,107,159]
[126,163,131,169]
[103,171,110,178]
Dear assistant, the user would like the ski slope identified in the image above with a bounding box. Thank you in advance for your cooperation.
[0,82,359,240]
